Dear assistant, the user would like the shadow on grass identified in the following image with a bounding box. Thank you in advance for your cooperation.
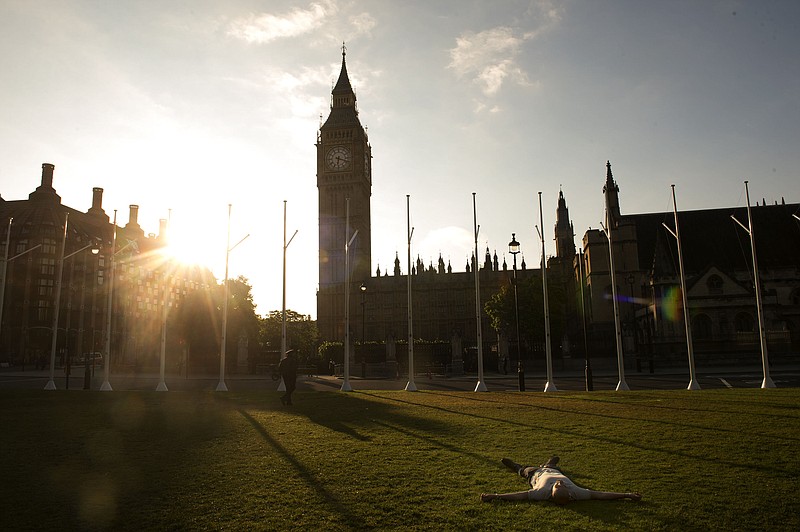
[429,390,800,443]
[371,391,798,479]
[237,408,365,529]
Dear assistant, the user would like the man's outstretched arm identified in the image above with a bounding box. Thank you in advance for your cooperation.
[480,491,530,502]
[588,490,642,501]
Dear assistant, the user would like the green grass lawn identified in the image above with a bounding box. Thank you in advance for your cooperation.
[2,388,799,530]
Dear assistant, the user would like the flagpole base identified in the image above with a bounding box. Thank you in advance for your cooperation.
[543,381,558,393]
[44,380,56,390]
[474,380,488,392]
[157,381,169,392]
[100,380,113,391]
[761,376,776,389]
[405,380,417,392]
[687,379,701,390]
[340,379,352,392]
[615,380,630,391]
[214,381,226,392]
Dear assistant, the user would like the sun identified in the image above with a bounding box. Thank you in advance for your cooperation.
[162,217,226,274]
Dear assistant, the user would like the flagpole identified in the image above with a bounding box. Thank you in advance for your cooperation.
[405,195,417,391]
[473,193,487,392]
[279,200,298,393]
[100,211,117,391]
[663,185,700,389]
[604,194,629,391]
[733,182,775,388]
[342,198,357,392]
[538,192,557,392]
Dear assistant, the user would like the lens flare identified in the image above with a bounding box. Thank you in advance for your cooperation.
[661,286,683,322]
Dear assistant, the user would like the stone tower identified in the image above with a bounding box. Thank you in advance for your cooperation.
[316,46,373,341]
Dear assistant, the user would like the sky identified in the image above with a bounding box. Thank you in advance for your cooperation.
[1,0,798,319]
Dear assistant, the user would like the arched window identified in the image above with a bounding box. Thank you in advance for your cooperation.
[735,312,754,332]
[707,274,723,295]
[791,288,800,306]
[692,314,713,340]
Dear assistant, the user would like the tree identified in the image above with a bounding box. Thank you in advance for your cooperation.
[174,275,260,372]
[259,310,318,364]
[484,271,566,356]
[224,276,260,368]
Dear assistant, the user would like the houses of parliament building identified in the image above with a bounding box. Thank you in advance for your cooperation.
[317,48,800,370]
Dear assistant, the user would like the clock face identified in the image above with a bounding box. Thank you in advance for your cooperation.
[326,146,351,170]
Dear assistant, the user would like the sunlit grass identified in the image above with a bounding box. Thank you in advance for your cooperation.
[2,389,799,530]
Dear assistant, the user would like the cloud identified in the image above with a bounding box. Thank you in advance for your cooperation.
[448,2,562,97]
[228,0,337,43]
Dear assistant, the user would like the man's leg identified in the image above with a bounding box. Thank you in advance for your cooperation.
[501,458,525,475]
[502,458,538,480]
[540,456,560,469]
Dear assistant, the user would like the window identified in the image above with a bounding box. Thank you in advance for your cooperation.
[39,258,55,276]
[791,288,800,306]
[707,275,723,295]
[692,314,712,340]
[735,312,754,332]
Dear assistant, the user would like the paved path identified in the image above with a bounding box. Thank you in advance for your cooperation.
[2,365,798,392]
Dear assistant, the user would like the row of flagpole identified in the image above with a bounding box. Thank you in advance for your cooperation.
[338,180,780,393]
[31,180,780,392]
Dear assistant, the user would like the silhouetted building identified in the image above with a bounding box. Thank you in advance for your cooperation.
[577,162,800,367]
[0,163,215,370]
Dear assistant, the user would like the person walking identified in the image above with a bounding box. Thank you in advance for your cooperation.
[279,350,298,406]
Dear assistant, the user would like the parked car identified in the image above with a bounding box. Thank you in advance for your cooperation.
[82,352,104,368]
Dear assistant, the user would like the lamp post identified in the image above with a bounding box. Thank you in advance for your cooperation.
[45,212,99,390]
[217,204,250,392]
[578,248,593,391]
[0,218,42,360]
[360,283,367,343]
[508,233,524,391]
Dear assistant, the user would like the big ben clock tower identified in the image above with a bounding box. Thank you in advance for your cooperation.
[317,45,372,342]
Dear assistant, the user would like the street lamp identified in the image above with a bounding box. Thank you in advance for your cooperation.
[508,233,524,391]
[0,218,42,360]
[578,248,593,391]
[360,282,367,343]
[45,212,99,390]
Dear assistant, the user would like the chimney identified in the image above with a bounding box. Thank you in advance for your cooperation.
[123,204,145,240]
[41,163,55,188]
[92,188,103,210]
[87,187,110,221]
[29,162,61,202]
[129,205,139,226]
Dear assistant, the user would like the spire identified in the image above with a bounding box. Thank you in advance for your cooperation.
[603,160,621,226]
[554,187,575,260]
[332,42,354,98]
[322,44,360,129]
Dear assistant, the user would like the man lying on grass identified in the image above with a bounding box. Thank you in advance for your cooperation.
[480,456,642,505]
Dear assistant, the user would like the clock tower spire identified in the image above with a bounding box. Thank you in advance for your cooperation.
[316,45,373,342]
